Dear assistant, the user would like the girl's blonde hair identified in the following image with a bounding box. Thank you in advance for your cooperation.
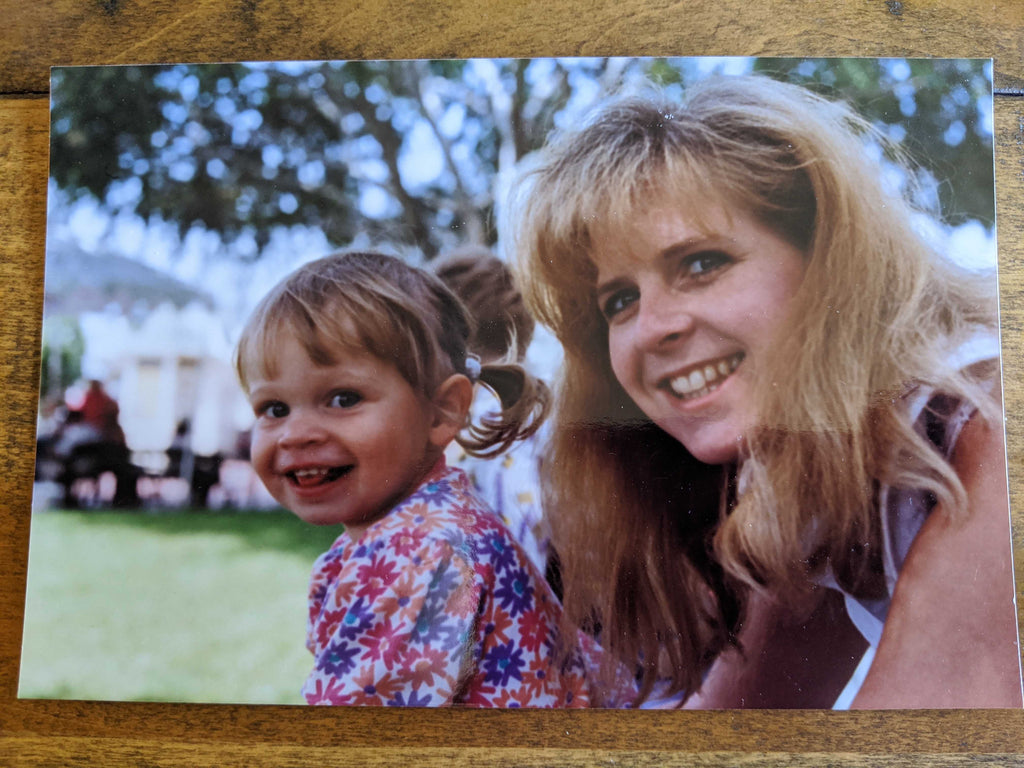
[236,251,549,458]
[510,75,999,702]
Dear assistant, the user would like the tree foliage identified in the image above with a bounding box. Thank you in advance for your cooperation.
[49,58,994,261]
[752,58,994,226]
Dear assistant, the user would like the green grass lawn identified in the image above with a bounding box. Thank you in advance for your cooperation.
[19,508,342,704]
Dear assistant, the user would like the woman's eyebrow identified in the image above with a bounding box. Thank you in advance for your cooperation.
[657,234,719,261]
[594,273,629,301]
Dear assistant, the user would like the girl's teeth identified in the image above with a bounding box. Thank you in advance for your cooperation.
[290,465,353,487]
[292,468,333,487]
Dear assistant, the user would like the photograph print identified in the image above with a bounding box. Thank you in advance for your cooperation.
[21,56,1022,709]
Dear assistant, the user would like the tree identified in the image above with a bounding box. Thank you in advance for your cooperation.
[50,59,595,258]
[49,58,994,262]
[751,58,994,226]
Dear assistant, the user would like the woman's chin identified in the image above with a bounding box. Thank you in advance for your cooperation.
[663,423,744,466]
[689,444,742,466]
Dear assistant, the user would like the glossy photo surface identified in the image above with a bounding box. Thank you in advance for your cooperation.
[20,57,1019,708]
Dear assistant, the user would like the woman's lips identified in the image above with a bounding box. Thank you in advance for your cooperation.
[663,352,744,401]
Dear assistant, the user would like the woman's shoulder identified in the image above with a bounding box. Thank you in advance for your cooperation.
[853,409,1021,707]
[902,331,1001,454]
[904,408,1008,565]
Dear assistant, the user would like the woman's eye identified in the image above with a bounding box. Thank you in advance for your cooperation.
[684,250,731,277]
[601,288,639,320]
[329,391,362,409]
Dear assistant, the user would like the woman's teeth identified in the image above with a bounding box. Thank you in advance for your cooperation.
[667,352,744,400]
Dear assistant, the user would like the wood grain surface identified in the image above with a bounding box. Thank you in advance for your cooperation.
[3,1,1024,765]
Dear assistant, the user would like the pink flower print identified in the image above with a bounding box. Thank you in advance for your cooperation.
[358,616,406,671]
[349,666,407,705]
[487,688,523,708]
[406,644,454,689]
[302,464,592,709]
[355,552,401,601]
[305,675,350,705]
[481,604,515,647]
[458,678,498,706]
[509,681,539,708]
[392,500,431,529]
[325,569,359,609]
[312,608,345,650]
[523,655,555,699]
[390,525,428,558]
[516,605,550,654]
[376,571,425,625]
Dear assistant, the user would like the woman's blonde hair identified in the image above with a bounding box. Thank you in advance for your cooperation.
[510,75,998,702]
[236,251,549,458]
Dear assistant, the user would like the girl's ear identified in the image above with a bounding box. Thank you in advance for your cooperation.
[428,374,474,449]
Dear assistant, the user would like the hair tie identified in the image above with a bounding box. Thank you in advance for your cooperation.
[464,355,482,382]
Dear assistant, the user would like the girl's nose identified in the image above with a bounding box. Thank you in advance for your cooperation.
[634,285,695,352]
[277,410,328,447]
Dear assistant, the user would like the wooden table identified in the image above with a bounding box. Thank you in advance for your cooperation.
[2,1,1024,765]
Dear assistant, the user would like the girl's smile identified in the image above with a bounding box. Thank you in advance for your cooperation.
[594,204,806,465]
[246,336,448,537]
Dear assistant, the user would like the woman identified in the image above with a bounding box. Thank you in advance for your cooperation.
[510,74,1021,708]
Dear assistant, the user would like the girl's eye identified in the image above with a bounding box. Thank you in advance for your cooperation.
[601,287,639,321]
[329,391,362,409]
[257,401,289,419]
[683,250,731,278]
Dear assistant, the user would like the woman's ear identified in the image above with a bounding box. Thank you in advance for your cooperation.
[428,374,474,449]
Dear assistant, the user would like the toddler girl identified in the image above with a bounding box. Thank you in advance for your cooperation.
[234,251,591,707]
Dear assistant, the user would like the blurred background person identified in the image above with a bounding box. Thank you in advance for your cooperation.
[434,246,556,588]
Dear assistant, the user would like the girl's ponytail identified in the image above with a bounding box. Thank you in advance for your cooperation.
[457,361,550,459]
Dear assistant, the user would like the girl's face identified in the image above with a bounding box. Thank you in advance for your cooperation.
[593,204,806,465]
[246,335,451,537]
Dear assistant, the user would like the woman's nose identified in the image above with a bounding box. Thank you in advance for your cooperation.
[634,286,695,352]
[277,410,327,447]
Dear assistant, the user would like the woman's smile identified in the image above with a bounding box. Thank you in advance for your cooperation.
[594,204,806,465]
[661,351,745,401]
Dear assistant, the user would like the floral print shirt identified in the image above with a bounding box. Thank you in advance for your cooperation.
[302,460,591,707]
[448,392,551,575]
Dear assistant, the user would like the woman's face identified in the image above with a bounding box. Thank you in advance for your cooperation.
[593,204,806,465]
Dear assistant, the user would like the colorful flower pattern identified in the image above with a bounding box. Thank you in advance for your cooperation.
[448,391,551,575]
[302,461,591,707]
